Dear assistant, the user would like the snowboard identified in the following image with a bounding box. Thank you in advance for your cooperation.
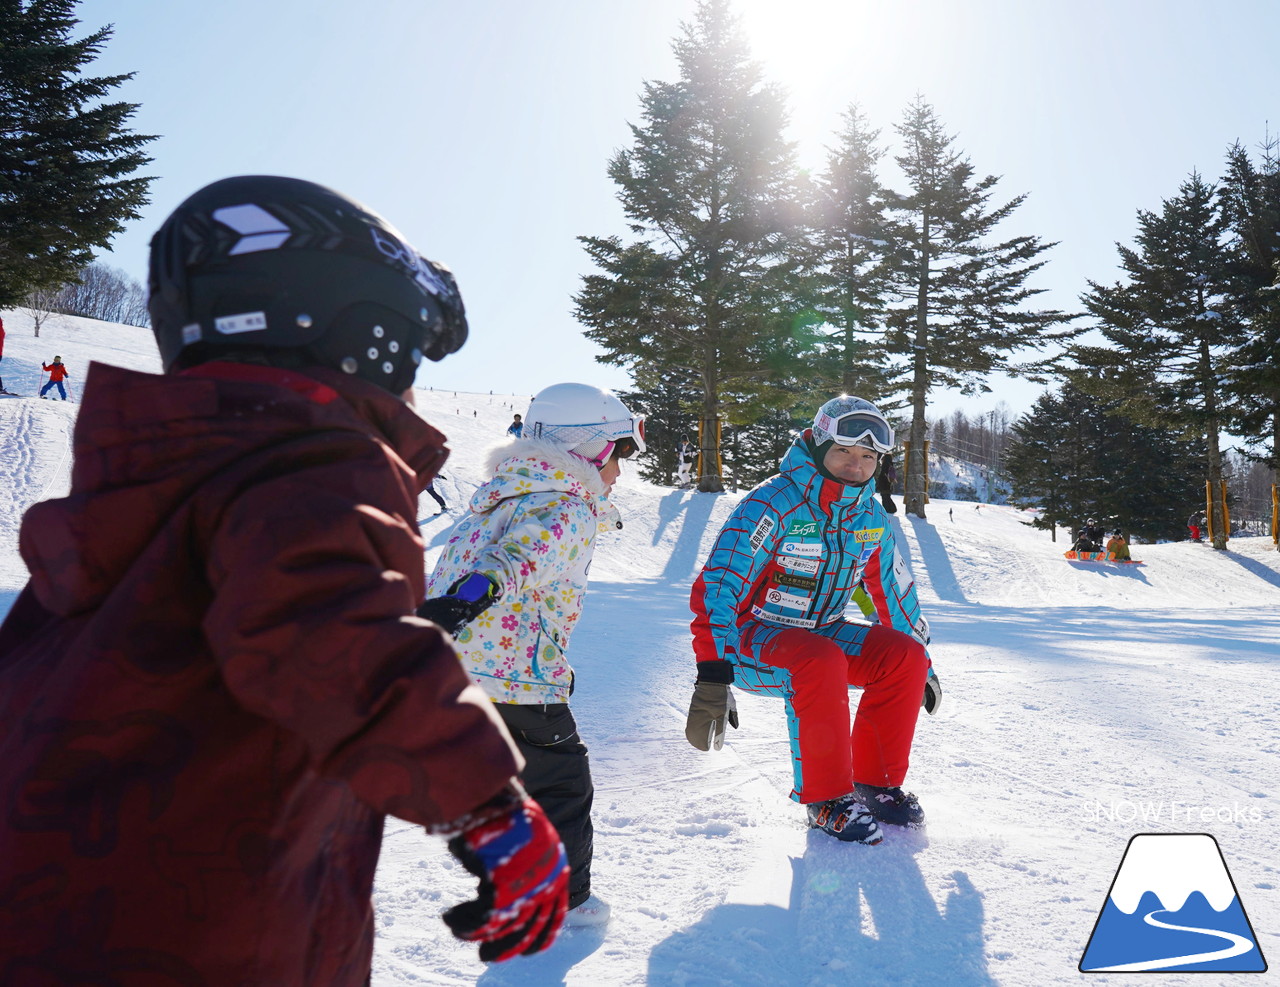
[1064,550,1144,565]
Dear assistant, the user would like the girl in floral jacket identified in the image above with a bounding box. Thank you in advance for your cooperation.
[424,382,644,929]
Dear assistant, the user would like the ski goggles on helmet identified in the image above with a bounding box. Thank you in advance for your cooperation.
[564,416,647,467]
[817,410,895,453]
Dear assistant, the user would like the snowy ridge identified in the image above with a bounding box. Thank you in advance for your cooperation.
[2,310,1278,986]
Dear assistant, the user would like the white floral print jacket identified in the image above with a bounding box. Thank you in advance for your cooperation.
[426,439,621,704]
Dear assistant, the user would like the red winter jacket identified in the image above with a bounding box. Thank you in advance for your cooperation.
[0,361,521,984]
[42,359,69,381]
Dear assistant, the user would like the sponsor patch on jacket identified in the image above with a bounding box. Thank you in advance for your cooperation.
[748,516,775,554]
[773,572,817,590]
[779,540,822,558]
[750,605,817,629]
[777,555,820,575]
[853,528,884,543]
[786,519,819,537]
[764,588,811,612]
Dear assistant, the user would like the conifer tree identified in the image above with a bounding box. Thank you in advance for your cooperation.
[884,97,1069,518]
[1219,137,1280,472]
[575,0,805,492]
[1074,172,1242,549]
[803,105,902,399]
[0,0,155,307]
[1007,383,1202,543]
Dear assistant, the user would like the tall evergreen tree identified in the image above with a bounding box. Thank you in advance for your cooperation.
[1074,172,1242,549]
[1007,382,1202,542]
[1219,137,1280,472]
[575,0,805,492]
[0,0,155,306]
[803,105,902,399]
[883,96,1069,518]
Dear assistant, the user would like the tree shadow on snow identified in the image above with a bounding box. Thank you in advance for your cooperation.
[654,489,723,583]
[647,830,993,986]
[1221,549,1280,590]
[904,515,968,605]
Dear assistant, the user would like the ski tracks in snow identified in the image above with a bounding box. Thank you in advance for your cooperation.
[0,398,73,573]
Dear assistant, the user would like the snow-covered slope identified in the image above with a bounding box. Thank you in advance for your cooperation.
[2,312,1277,986]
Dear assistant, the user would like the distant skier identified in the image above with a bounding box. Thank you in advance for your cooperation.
[676,434,695,486]
[0,314,7,393]
[39,355,70,399]
[425,476,448,514]
[1188,512,1203,542]
[424,382,646,929]
[686,395,939,846]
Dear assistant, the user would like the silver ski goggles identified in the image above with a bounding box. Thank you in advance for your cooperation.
[822,410,895,453]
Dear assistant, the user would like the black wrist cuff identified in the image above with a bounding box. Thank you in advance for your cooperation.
[695,659,735,684]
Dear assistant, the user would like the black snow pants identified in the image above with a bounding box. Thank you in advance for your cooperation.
[495,702,595,908]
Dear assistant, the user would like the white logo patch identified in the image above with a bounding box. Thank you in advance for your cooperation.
[748,516,775,555]
[750,605,817,629]
[765,588,811,612]
[214,311,269,335]
[777,555,820,575]
[779,540,822,558]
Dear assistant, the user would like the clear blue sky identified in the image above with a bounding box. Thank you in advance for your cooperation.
[80,0,1280,421]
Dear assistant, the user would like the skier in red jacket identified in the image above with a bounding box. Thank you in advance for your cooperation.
[39,354,72,399]
[0,176,568,981]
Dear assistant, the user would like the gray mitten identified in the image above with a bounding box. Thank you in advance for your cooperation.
[685,660,739,751]
[922,667,942,715]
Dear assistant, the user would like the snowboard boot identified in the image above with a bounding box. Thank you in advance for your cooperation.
[806,794,882,844]
[853,783,925,828]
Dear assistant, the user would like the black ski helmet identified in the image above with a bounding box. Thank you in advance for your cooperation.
[148,175,467,393]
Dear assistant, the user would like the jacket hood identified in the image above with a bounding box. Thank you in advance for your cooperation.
[470,438,620,528]
[780,436,875,513]
[19,361,447,617]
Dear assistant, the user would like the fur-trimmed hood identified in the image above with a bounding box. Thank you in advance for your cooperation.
[470,437,620,529]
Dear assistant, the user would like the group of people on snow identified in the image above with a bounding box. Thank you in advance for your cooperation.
[1072,517,1131,561]
[0,175,935,982]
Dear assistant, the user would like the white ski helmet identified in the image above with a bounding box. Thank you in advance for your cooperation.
[524,383,646,466]
[812,395,894,453]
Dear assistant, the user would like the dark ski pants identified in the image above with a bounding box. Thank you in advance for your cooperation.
[495,702,594,909]
[40,379,66,399]
[425,484,447,511]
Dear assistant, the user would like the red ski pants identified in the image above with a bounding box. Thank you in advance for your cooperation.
[736,621,928,803]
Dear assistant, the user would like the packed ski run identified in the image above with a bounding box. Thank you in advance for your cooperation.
[1,312,1278,986]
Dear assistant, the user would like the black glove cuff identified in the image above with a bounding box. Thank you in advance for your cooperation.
[695,659,735,684]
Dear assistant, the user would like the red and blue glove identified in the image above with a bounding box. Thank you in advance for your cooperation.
[443,788,569,963]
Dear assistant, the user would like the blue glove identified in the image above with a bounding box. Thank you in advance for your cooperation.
[417,573,501,635]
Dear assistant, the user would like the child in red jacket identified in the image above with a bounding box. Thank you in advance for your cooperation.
[0,176,568,981]
[39,354,71,399]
